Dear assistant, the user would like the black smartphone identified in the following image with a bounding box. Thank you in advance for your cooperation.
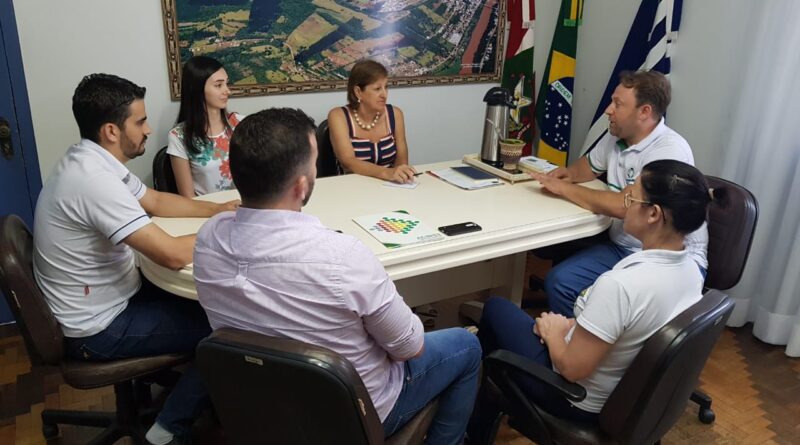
[438,222,482,236]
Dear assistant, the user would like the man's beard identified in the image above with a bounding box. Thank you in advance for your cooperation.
[302,177,315,206]
[608,121,620,137]
[120,132,146,160]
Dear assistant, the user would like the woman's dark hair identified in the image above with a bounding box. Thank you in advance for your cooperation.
[346,59,388,109]
[640,159,729,234]
[176,56,228,154]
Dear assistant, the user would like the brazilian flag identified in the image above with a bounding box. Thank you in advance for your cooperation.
[536,0,583,166]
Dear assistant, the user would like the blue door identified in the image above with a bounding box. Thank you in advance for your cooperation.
[0,1,42,324]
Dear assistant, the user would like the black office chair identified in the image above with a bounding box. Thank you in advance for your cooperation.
[197,328,439,445]
[152,145,179,193]
[689,175,758,423]
[0,215,191,444]
[480,289,735,445]
[316,119,340,178]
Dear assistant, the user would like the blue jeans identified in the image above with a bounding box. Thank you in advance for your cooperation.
[468,296,598,442]
[544,241,632,317]
[64,278,211,438]
[383,328,482,445]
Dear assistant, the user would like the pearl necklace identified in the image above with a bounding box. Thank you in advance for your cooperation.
[353,109,381,130]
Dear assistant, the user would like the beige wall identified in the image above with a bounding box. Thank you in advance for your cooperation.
[13,0,752,184]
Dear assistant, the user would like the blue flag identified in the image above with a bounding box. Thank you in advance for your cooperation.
[580,0,683,156]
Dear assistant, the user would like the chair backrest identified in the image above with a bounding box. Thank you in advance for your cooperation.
[316,119,339,178]
[704,176,758,290]
[0,215,65,366]
[196,328,385,445]
[152,145,179,193]
[599,289,734,444]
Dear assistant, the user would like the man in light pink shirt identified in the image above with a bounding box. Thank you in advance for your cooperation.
[193,108,481,445]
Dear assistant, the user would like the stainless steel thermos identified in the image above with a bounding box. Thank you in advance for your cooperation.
[480,87,516,168]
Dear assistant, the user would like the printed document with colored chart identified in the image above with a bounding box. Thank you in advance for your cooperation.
[353,211,445,249]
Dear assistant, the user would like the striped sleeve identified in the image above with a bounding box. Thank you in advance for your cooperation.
[587,133,613,174]
[84,171,150,245]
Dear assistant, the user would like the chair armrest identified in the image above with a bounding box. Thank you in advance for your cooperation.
[486,350,587,402]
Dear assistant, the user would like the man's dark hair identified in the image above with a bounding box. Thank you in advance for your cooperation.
[641,159,728,235]
[230,108,317,204]
[72,74,146,143]
[619,70,671,120]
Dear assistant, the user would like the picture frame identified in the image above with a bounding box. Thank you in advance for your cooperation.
[161,0,506,99]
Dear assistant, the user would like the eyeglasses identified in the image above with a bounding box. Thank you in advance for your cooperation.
[624,192,668,223]
[623,192,653,209]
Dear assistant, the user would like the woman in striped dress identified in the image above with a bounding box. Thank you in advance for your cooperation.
[328,60,416,183]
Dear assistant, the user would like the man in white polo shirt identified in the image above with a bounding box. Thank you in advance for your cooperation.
[531,70,707,317]
[33,73,238,445]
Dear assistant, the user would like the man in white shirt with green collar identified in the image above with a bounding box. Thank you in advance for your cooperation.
[531,70,707,317]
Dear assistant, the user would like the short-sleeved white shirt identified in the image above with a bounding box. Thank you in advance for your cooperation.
[166,112,243,196]
[564,249,704,413]
[33,139,151,338]
[586,119,708,268]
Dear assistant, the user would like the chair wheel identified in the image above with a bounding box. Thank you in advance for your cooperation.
[42,423,59,439]
[699,408,715,424]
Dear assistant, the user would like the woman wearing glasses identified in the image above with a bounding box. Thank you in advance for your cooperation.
[468,160,728,440]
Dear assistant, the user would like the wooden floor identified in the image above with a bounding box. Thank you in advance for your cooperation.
[3,252,800,445]
[2,319,799,444]
[493,325,800,445]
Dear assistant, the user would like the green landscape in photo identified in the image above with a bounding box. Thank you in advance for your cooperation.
[173,0,501,87]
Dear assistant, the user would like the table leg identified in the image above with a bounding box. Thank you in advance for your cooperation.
[489,252,525,306]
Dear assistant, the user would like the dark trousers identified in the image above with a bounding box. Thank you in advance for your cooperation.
[65,278,211,437]
[468,297,598,442]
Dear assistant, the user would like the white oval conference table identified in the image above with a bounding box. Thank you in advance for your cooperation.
[138,160,610,307]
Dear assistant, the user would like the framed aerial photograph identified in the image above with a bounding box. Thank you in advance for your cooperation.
[162,0,505,99]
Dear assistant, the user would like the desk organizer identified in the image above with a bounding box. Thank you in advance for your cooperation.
[462,154,534,184]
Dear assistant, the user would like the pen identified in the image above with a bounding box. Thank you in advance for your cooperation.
[413,171,425,177]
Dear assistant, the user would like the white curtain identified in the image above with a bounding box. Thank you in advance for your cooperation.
[720,1,800,356]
